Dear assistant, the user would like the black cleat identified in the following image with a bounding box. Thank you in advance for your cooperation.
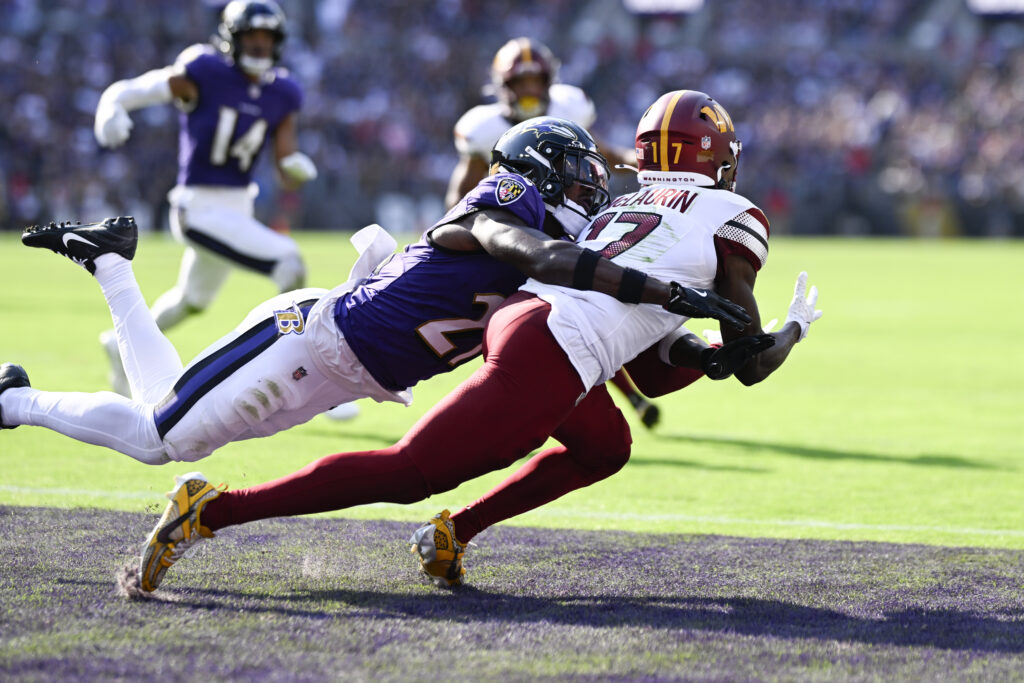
[628,393,661,430]
[22,216,138,274]
[637,400,661,429]
[0,363,30,429]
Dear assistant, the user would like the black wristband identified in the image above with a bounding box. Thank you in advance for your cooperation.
[572,249,601,291]
[617,267,648,304]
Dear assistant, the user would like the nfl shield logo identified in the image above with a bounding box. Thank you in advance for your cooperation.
[496,177,526,205]
[701,136,712,150]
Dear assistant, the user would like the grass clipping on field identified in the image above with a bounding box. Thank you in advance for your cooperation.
[116,560,158,601]
[116,560,189,603]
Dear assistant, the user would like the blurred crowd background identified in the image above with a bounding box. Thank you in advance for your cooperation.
[2,0,1022,237]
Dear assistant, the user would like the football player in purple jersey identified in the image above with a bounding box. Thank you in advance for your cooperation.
[91,0,321,402]
[6,116,745,521]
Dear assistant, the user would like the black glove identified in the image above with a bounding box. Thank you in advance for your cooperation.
[665,282,752,331]
[699,334,776,380]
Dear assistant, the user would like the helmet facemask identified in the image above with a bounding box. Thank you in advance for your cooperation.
[490,38,558,123]
[500,73,552,122]
[505,143,610,238]
[236,30,279,76]
[490,117,611,238]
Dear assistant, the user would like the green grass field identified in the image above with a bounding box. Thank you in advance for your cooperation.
[1,231,1022,548]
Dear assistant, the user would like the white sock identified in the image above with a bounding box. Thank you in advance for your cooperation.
[94,254,184,403]
[93,253,135,298]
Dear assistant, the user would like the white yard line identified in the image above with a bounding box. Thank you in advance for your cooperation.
[537,510,1024,537]
[0,485,155,501]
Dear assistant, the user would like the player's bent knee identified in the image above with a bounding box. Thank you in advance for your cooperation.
[271,253,306,292]
[567,413,632,474]
[152,290,208,330]
[140,450,173,466]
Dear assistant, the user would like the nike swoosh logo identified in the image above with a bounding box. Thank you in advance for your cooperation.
[62,232,98,249]
[694,290,708,297]
[155,511,192,544]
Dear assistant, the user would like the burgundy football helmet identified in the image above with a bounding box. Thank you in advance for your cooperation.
[634,90,742,192]
[490,38,559,122]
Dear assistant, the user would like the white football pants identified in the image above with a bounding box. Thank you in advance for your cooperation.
[2,255,403,465]
[151,185,306,329]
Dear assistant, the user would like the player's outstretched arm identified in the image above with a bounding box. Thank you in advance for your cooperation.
[466,210,750,327]
[715,256,822,385]
[94,68,193,149]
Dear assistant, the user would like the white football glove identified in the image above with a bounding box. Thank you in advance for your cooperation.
[94,101,133,148]
[784,271,822,342]
[703,318,777,346]
[280,152,318,184]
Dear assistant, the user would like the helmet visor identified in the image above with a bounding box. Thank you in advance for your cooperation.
[562,149,611,216]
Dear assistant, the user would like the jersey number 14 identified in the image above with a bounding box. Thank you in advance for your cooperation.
[210,106,267,172]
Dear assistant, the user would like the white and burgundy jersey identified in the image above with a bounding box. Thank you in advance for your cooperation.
[521,182,770,390]
[453,84,596,158]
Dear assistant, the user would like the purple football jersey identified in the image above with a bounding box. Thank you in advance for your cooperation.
[335,173,547,391]
[176,46,302,187]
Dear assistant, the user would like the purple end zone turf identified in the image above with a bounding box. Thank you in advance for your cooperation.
[2,506,1023,680]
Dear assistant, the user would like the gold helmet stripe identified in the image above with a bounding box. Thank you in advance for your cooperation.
[520,38,533,64]
[659,91,686,171]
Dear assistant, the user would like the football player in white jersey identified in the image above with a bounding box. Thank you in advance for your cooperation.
[126,91,819,591]
[446,38,600,207]
[406,90,823,585]
[447,36,659,428]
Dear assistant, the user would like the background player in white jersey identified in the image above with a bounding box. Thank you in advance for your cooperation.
[2,118,743,488]
[127,91,817,592]
[91,1,333,408]
[447,36,660,428]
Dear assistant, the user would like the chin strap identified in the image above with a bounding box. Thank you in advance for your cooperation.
[546,198,589,238]
[238,55,274,76]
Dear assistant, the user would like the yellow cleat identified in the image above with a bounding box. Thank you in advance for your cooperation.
[409,509,467,587]
[138,472,223,592]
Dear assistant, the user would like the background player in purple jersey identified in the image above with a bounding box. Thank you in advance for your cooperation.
[5,118,745,485]
[92,0,322,403]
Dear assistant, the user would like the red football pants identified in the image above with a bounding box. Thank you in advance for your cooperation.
[202,293,632,537]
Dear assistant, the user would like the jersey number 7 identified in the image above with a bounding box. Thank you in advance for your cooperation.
[582,211,662,259]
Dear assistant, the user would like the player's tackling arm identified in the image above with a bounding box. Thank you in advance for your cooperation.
[463,209,749,327]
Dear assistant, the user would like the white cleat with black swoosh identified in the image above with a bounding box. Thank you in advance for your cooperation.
[21,216,138,274]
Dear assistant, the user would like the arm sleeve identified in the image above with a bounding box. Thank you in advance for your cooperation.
[98,67,174,112]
